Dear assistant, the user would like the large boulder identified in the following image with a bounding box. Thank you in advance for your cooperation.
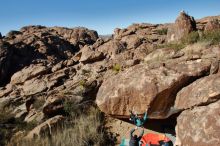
[96,59,211,119]
[175,100,220,146]
[167,11,197,42]
[175,74,220,110]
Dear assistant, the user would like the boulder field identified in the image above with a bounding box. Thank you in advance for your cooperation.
[1,12,220,145]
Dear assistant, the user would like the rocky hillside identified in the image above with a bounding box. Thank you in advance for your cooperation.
[1,12,220,146]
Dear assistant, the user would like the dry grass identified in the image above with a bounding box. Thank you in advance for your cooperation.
[10,106,115,146]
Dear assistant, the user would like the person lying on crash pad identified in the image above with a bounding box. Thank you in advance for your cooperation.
[129,127,144,146]
[129,108,148,128]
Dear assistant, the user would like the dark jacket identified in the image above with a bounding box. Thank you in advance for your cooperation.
[129,129,144,146]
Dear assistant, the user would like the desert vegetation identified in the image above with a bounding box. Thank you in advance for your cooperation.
[157,29,220,50]
[6,103,115,146]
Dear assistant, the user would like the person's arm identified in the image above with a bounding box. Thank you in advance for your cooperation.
[130,128,135,139]
[143,108,148,122]
[143,112,148,122]
[137,128,144,141]
[140,128,144,137]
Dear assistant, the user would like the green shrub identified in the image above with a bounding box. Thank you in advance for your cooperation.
[156,28,168,35]
[79,79,86,88]
[157,42,186,50]
[33,99,45,110]
[112,64,121,73]
[181,30,220,45]
[157,30,220,50]
[200,29,220,45]
[181,31,200,44]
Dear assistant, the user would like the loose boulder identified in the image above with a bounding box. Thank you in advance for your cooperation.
[167,11,197,42]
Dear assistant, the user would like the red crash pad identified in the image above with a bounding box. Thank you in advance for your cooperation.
[141,133,170,146]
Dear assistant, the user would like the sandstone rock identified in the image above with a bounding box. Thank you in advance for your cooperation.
[204,19,220,31]
[26,115,64,139]
[121,35,143,49]
[20,25,47,33]
[167,11,196,42]
[11,64,50,84]
[96,58,212,119]
[144,48,176,63]
[50,27,98,46]
[196,15,220,31]
[43,96,64,116]
[175,74,220,110]
[97,40,126,59]
[92,38,104,48]
[24,110,44,123]
[165,59,211,77]
[6,30,22,38]
[0,85,13,97]
[43,93,85,116]
[22,78,48,95]
[0,41,12,86]
[114,28,136,39]
[79,45,105,63]
[97,64,188,119]
[1,26,99,86]
[175,100,220,146]
[124,59,140,68]
[21,67,74,96]
[210,60,220,74]
[51,61,64,72]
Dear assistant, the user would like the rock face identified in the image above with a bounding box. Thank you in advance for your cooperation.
[96,59,211,119]
[0,40,12,86]
[204,19,220,31]
[0,26,98,87]
[175,74,220,110]
[167,11,197,42]
[10,64,50,84]
[175,100,220,146]
[196,15,220,31]
[79,45,105,63]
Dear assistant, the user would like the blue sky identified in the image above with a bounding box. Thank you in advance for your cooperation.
[0,0,220,35]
